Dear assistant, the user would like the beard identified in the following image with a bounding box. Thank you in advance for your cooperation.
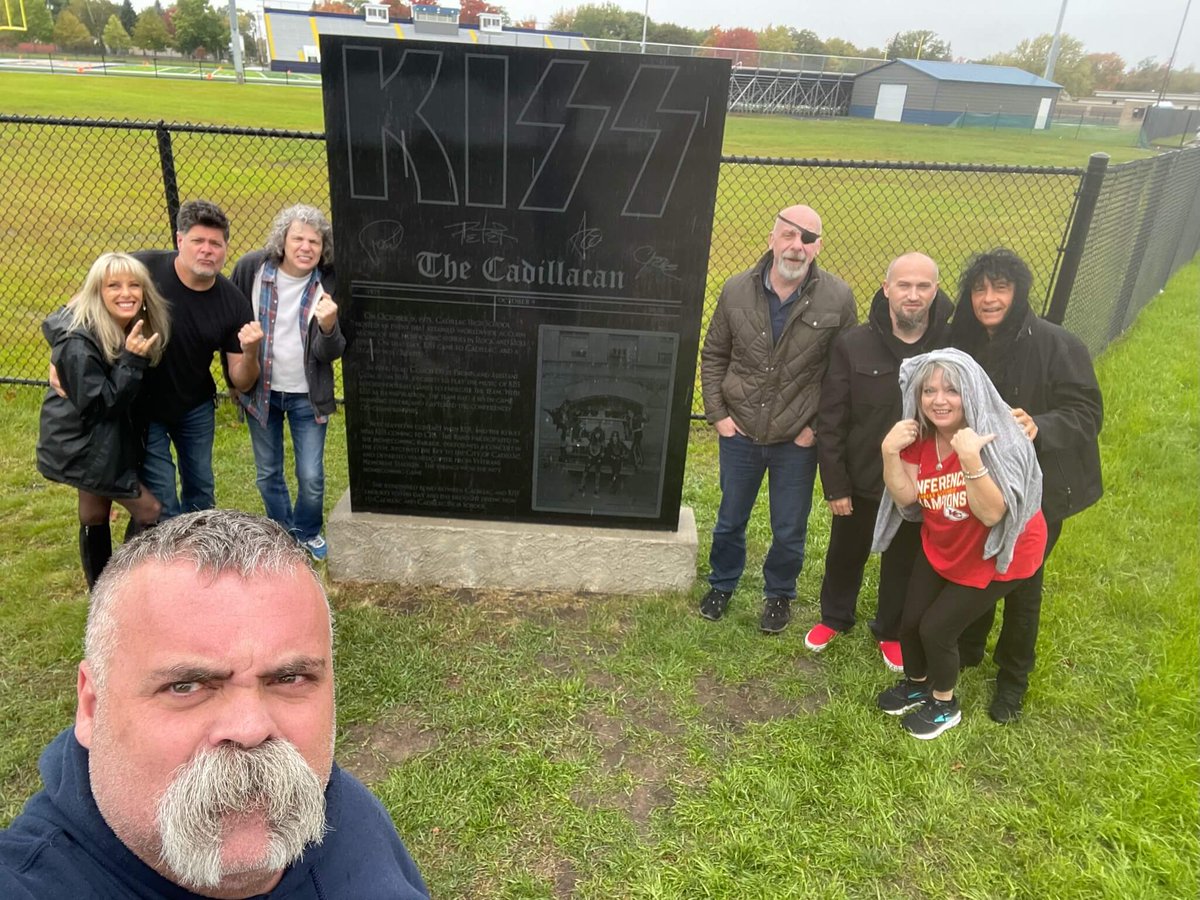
[774,253,810,282]
[156,739,327,891]
[893,307,930,334]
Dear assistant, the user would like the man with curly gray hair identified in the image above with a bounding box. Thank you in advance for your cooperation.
[231,205,345,561]
[0,510,428,898]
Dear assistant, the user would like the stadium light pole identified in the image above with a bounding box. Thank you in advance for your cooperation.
[228,0,245,83]
[1044,0,1069,82]
[1156,0,1193,104]
[641,0,648,53]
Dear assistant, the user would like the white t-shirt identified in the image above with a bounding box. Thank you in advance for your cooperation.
[264,269,310,393]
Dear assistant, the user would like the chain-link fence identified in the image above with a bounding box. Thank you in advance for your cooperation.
[3,115,1199,413]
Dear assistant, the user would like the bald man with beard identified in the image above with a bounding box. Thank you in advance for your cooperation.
[0,510,428,900]
[699,205,857,633]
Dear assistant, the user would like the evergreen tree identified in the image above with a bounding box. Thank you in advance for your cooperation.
[118,0,135,32]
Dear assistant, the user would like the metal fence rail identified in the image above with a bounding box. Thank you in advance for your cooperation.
[3,115,1199,412]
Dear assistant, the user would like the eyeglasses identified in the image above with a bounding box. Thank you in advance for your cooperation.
[776,214,821,244]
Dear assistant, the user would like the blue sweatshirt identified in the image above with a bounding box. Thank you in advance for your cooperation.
[0,729,430,899]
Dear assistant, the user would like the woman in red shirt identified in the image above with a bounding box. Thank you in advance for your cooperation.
[877,354,1046,739]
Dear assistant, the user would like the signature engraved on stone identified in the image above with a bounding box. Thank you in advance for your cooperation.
[567,212,603,261]
[359,220,405,265]
[634,245,680,281]
[444,213,516,246]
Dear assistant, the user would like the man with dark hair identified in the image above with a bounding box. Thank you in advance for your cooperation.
[136,200,263,519]
[807,252,953,670]
[699,204,857,633]
[951,248,1103,723]
[0,510,429,899]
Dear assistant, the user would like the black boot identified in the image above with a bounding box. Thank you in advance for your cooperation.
[79,523,112,590]
[124,516,151,542]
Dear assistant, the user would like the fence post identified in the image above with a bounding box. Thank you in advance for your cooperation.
[155,122,181,247]
[1046,152,1109,325]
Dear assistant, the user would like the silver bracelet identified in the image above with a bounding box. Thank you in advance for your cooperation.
[963,465,990,481]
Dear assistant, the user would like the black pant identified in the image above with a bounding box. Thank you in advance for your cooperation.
[958,519,1064,697]
[817,495,920,640]
[901,551,1036,694]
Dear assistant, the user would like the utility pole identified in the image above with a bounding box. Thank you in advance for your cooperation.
[1044,0,1069,82]
[228,0,245,83]
[1156,0,1193,105]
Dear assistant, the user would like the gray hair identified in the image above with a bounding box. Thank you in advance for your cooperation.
[85,510,326,686]
[264,204,334,267]
[909,358,967,438]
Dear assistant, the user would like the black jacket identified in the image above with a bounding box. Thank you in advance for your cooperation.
[229,250,345,417]
[963,308,1104,522]
[36,309,149,499]
[816,286,953,502]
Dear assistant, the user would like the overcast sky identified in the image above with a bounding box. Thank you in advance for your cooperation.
[171,0,1200,71]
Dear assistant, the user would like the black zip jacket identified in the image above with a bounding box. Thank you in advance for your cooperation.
[816,286,953,502]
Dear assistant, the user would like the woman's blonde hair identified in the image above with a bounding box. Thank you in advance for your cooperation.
[67,253,170,366]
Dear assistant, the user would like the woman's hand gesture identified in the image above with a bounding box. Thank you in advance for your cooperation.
[125,319,160,358]
[882,419,919,456]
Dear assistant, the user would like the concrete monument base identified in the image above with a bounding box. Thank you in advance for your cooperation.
[327,491,698,594]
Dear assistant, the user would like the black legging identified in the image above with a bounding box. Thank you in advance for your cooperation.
[901,550,1035,693]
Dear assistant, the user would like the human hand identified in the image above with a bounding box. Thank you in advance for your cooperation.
[1011,407,1038,441]
[794,425,816,447]
[48,362,66,399]
[238,321,265,353]
[314,291,338,334]
[715,416,743,438]
[828,497,853,516]
[882,419,919,455]
[950,427,996,464]
[124,319,160,358]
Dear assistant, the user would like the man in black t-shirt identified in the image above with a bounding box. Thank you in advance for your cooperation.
[135,201,262,518]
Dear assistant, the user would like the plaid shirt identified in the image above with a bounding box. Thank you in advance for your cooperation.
[239,261,327,426]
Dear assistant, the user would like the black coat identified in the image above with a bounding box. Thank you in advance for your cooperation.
[36,309,149,499]
[816,287,954,502]
[968,309,1104,523]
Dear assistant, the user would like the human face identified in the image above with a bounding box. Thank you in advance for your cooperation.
[280,222,323,278]
[75,562,334,895]
[175,225,228,288]
[920,368,965,435]
[101,271,145,329]
[883,255,938,336]
[971,277,1015,335]
[768,207,822,285]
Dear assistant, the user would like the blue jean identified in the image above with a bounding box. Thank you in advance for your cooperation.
[708,433,818,599]
[246,391,328,542]
[141,400,216,521]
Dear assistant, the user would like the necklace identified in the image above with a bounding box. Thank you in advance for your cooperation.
[934,433,945,471]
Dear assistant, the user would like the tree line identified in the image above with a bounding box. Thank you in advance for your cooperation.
[6,0,1198,96]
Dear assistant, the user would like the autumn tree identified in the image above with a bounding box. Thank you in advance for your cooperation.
[52,8,94,50]
[757,24,794,54]
[985,33,1092,98]
[552,3,642,41]
[887,29,951,61]
[1085,52,1126,90]
[102,12,131,51]
[458,0,502,27]
[380,0,411,19]
[311,1,356,11]
[132,8,170,50]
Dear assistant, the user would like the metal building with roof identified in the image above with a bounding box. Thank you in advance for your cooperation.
[849,59,1063,128]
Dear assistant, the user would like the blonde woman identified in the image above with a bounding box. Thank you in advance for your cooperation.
[37,253,171,588]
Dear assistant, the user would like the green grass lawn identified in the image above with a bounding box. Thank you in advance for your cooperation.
[1,260,1197,896]
[1,70,1153,165]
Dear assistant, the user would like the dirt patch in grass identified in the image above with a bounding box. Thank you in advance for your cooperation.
[339,713,442,785]
[694,675,814,728]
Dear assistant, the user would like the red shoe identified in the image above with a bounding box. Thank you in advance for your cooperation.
[879,640,904,673]
[804,623,838,652]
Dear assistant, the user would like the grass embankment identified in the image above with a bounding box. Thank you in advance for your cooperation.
[2,260,1196,896]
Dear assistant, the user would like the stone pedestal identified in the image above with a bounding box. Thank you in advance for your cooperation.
[327,491,698,594]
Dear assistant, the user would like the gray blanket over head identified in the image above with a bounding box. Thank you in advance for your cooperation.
[871,347,1043,575]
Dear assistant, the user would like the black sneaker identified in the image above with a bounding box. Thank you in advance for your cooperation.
[901,696,962,740]
[759,595,791,634]
[699,588,733,621]
[988,691,1024,724]
[876,678,932,715]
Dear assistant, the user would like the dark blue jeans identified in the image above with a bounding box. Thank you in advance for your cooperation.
[246,391,328,543]
[141,400,216,521]
[708,433,818,599]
